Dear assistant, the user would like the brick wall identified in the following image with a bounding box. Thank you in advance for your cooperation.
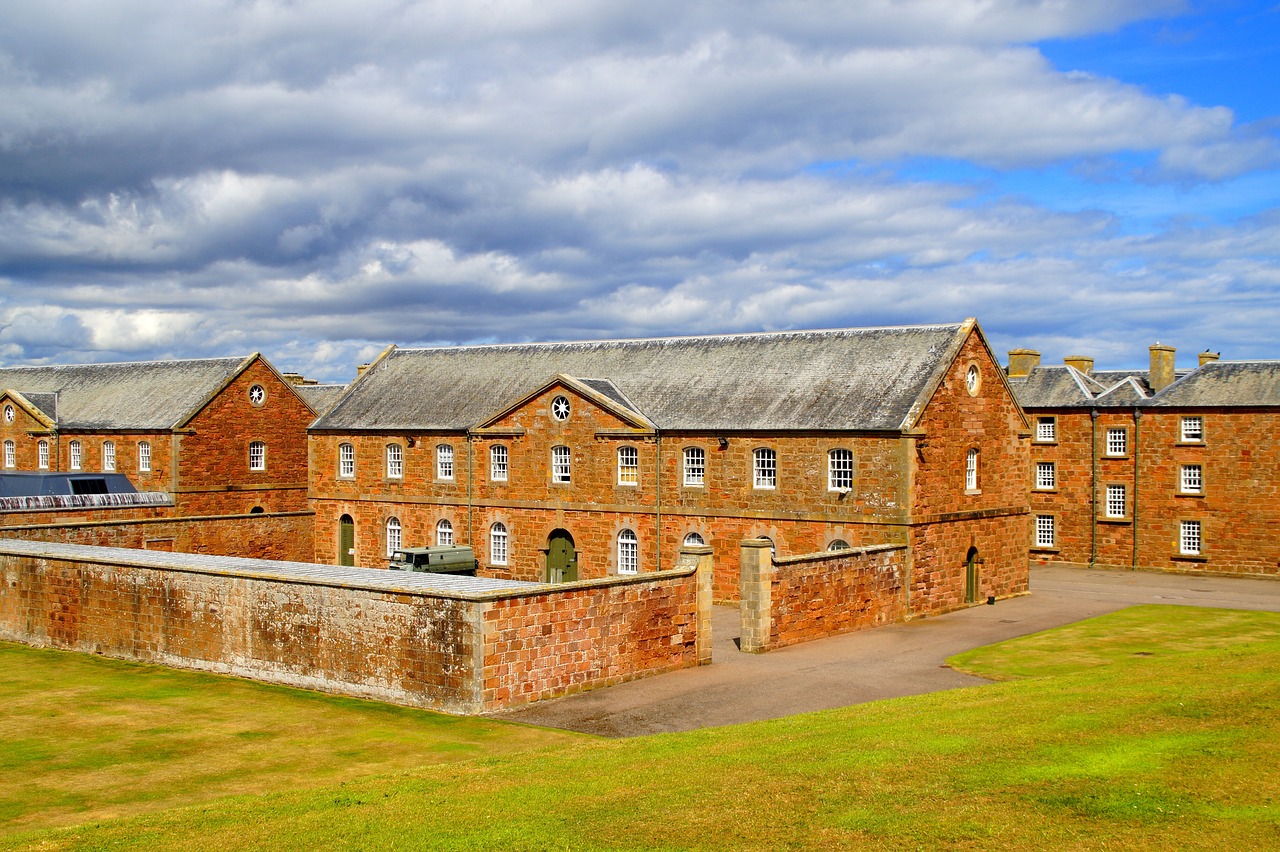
[175,357,315,515]
[0,539,705,714]
[1,511,314,563]
[1026,406,1280,578]
[739,540,907,652]
[908,329,1031,612]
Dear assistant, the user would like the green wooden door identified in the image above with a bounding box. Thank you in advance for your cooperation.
[546,530,578,583]
[339,515,355,566]
[964,547,979,604]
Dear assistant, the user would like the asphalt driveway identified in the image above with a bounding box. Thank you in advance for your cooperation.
[493,564,1280,737]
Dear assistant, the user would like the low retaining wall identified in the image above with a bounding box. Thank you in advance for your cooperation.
[740,539,907,652]
[0,540,711,714]
[0,511,315,563]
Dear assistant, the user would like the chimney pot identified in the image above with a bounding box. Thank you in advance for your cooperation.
[1198,350,1220,367]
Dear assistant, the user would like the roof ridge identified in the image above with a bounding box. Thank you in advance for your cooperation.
[390,322,966,355]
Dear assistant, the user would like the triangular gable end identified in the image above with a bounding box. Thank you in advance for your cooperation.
[901,318,1032,434]
[0,390,59,430]
[472,374,657,434]
[172,353,323,429]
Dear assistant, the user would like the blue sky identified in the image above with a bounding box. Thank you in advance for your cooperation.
[0,1,1276,381]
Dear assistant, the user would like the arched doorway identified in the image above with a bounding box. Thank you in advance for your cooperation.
[964,546,979,604]
[546,529,578,583]
[339,514,355,566]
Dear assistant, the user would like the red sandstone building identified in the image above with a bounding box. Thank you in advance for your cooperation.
[0,354,321,516]
[309,319,1031,612]
[1008,345,1280,577]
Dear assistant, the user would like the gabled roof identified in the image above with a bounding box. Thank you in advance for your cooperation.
[1010,359,1280,410]
[475,375,657,431]
[1148,360,1280,407]
[314,321,978,432]
[0,356,256,430]
[293,383,347,417]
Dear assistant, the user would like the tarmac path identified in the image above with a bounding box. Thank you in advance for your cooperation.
[493,564,1280,737]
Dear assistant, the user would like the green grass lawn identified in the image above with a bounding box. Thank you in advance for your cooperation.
[4,605,1280,850]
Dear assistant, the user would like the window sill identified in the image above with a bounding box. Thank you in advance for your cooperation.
[1033,440,1058,447]
[964,489,981,496]
[1175,491,1205,499]
[1176,441,1205,448]
[1033,487,1058,494]
[1101,454,1130,461]
[1172,553,1208,563]
[1031,546,1060,554]
[1098,517,1131,525]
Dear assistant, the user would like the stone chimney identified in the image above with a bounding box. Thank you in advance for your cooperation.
[356,363,372,377]
[1063,355,1094,374]
[1149,343,1176,392]
[1199,350,1220,367]
[1006,349,1040,377]
[281,372,317,386]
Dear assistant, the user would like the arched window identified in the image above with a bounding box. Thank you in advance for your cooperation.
[69,440,82,470]
[490,522,508,565]
[102,440,116,471]
[757,535,775,555]
[617,446,638,485]
[490,444,508,481]
[617,529,638,574]
[37,440,49,470]
[828,449,853,491]
[683,447,705,486]
[137,441,151,472]
[386,444,403,478]
[2,440,14,469]
[338,443,355,477]
[752,448,776,489]
[551,446,571,483]
[248,441,266,471]
[437,518,454,546]
[385,517,402,557]
[437,444,454,480]
[683,532,705,547]
[828,539,851,551]
[965,448,979,491]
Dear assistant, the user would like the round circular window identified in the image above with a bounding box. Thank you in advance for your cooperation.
[551,395,571,421]
[248,384,266,406]
[965,364,981,396]
[3,405,12,423]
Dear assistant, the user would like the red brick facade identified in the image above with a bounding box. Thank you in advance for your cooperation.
[0,355,316,518]
[310,323,1031,617]
[1028,406,1280,576]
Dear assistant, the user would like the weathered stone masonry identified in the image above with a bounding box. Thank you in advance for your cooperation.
[0,539,709,714]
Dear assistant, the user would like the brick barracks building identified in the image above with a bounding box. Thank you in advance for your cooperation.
[0,354,324,516]
[308,318,1031,613]
[1008,344,1280,578]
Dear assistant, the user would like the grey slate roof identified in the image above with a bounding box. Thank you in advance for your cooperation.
[314,322,975,432]
[293,383,347,417]
[0,356,252,430]
[1011,361,1280,409]
[1149,360,1280,407]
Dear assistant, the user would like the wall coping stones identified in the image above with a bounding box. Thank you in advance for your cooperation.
[0,537,696,603]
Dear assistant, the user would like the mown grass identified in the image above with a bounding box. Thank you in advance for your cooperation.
[0,643,583,837]
[5,605,1280,850]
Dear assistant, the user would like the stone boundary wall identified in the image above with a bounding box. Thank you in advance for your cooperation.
[0,511,315,563]
[0,539,707,714]
[740,539,907,652]
[483,546,713,709]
